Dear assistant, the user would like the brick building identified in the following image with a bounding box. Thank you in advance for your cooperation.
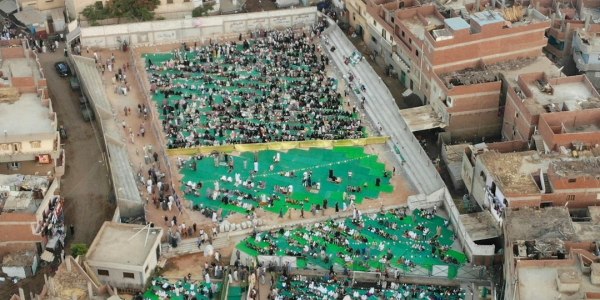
[350,0,556,140]
[462,141,600,224]
[0,42,64,177]
[535,0,600,63]
[0,41,67,275]
[503,207,600,300]
[573,26,600,89]
[502,72,600,146]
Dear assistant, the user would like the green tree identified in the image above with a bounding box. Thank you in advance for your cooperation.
[70,243,89,257]
[192,3,215,17]
[82,0,160,23]
[81,1,110,23]
[109,0,161,21]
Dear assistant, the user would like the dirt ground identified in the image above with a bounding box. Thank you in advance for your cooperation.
[0,43,115,299]
[38,47,115,246]
[160,252,229,281]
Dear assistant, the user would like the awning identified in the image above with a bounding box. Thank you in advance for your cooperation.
[40,250,55,262]
[399,105,445,132]
[14,8,45,27]
[0,0,17,14]
[66,24,80,44]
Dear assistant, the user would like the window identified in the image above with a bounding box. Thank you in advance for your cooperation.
[382,29,386,39]
[166,0,173,3]
[568,178,577,183]
[567,194,575,201]
[371,36,377,43]
[353,12,356,21]
[123,272,135,279]
[391,17,395,23]
[97,269,109,276]
[30,141,41,148]
[415,50,419,57]
[373,19,376,26]
[515,112,519,118]
[401,31,405,37]
[0,144,8,151]
[12,143,20,152]
[145,265,149,273]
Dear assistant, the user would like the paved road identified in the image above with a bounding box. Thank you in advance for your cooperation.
[38,47,115,246]
[322,22,445,196]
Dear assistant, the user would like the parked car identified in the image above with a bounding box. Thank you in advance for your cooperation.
[54,61,70,77]
[79,96,95,122]
[70,77,80,90]
[59,125,67,140]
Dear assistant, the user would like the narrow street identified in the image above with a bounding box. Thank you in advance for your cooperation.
[0,45,115,299]
[38,48,115,247]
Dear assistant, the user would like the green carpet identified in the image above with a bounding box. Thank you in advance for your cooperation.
[143,39,365,148]
[227,286,242,300]
[238,210,467,278]
[182,147,393,216]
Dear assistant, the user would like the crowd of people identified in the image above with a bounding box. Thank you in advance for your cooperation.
[145,28,366,149]
[270,274,465,300]
[240,208,463,273]
[180,148,391,216]
[143,275,219,299]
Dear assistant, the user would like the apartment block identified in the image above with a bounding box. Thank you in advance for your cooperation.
[533,0,600,63]
[573,27,600,89]
[462,141,600,225]
[358,0,554,140]
[0,43,64,177]
[86,222,163,291]
[503,207,600,300]
[502,72,600,146]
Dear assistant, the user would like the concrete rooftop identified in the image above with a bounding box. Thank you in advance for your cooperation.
[0,93,54,139]
[479,150,547,195]
[527,80,595,112]
[551,158,600,178]
[402,14,443,40]
[459,211,502,241]
[2,191,34,211]
[87,222,162,267]
[2,58,34,78]
[518,263,600,300]
[505,207,575,241]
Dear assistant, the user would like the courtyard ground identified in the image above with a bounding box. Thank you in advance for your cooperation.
[83,31,416,242]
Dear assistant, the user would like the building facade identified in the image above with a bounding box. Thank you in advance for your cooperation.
[86,222,163,290]
[573,27,600,89]
[357,0,553,140]
[0,43,64,176]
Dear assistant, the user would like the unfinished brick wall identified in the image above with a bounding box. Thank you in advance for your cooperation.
[0,47,25,59]
[538,110,600,150]
[11,77,36,93]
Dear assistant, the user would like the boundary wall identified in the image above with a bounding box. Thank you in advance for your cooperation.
[78,7,318,49]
